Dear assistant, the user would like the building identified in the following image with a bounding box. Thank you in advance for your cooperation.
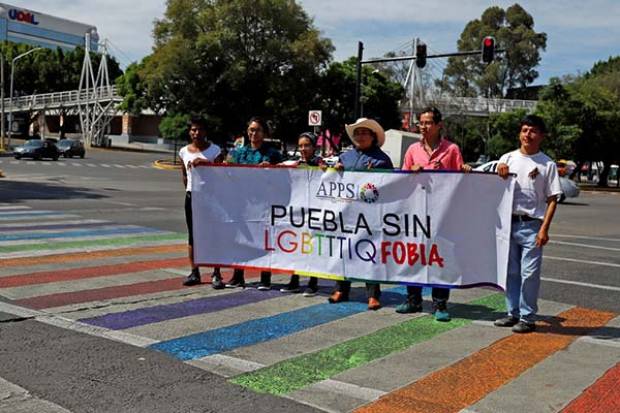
[0,3,97,51]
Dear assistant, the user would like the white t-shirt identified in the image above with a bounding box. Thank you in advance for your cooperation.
[499,149,562,219]
[179,143,221,192]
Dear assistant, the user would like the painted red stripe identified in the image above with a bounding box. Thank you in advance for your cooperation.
[0,258,188,288]
[13,270,261,310]
[561,362,620,413]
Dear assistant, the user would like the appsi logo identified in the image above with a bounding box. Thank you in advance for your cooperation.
[359,183,379,203]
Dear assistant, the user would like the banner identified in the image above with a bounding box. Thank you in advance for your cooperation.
[192,166,515,289]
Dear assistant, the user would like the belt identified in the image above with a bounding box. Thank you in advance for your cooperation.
[512,214,540,222]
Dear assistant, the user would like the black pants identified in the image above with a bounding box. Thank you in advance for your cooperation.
[288,275,318,289]
[406,286,449,304]
[233,268,271,285]
[335,281,380,299]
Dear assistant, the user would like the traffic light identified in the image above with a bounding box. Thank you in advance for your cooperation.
[481,36,495,63]
[416,42,427,68]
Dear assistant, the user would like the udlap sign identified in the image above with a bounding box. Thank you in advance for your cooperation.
[308,110,322,126]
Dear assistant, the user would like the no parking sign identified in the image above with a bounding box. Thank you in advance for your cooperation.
[308,110,322,126]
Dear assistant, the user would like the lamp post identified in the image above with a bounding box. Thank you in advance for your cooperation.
[1,52,5,152]
[8,47,42,148]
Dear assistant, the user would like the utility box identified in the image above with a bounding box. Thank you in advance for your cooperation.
[382,129,422,168]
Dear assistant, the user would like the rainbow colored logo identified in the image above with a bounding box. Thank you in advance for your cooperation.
[359,183,379,203]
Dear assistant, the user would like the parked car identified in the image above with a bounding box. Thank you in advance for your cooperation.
[474,160,579,203]
[13,139,59,161]
[57,139,85,158]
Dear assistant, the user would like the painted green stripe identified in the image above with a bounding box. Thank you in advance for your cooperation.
[230,293,505,395]
[0,233,185,254]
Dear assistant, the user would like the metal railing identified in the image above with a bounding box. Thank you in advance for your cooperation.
[4,86,122,112]
[403,96,538,116]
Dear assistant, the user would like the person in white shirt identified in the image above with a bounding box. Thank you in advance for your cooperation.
[179,117,224,288]
[495,115,562,333]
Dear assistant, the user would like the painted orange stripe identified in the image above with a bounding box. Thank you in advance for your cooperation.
[0,258,189,288]
[13,269,262,310]
[561,362,620,413]
[1,244,185,268]
[355,307,615,413]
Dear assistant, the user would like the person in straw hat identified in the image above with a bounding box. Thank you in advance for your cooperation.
[327,117,393,310]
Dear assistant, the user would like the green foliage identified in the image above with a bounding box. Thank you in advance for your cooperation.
[158,113,191,141]
[437,4,546,97]
[486,109,528,159]
[1,42,122,96]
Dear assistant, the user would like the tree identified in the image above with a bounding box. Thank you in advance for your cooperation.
[437,4,546,98]
[124,0,333,144]
[315,57,404,143]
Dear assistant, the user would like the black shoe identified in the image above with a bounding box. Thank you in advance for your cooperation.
[183,271,201,286]
[512,320,536,333]
[257,283,272,291]
[302,287,318,297]
[494,316,519,327]
[280,284,301,293]
[226,278,245,288]
[211,275,225,290]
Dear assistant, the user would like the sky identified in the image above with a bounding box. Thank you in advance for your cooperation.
[8,0,620,87]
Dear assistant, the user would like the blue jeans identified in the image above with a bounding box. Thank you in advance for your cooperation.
[505,219,543,323]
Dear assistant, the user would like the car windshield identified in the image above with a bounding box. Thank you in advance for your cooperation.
[57,140,72,148]
[25,140,43,147]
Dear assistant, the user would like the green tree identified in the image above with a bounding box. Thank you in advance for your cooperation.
[315,57,404,143]
[437,4,546,97]
[159,113,191,142]
[125,0,333,144]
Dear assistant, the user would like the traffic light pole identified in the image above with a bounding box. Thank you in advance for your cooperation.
[354,40,502,119]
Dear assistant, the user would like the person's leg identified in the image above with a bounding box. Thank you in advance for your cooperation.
[514,220,543,332]
[303,277,319,297]
[396,285,423,313]
[226,268,245,288]
[366,283,381,310]
[431,287,451,321]
[183,192,201,286]
[495,223,523,327]
[257,271,272,290]
[329,280,350,303]
[281,274,301,293]
[211,266,224,289]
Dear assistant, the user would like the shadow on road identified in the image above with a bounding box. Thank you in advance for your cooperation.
[0,180,107,203]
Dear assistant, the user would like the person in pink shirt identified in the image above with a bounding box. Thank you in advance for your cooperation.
[397,106,471,321]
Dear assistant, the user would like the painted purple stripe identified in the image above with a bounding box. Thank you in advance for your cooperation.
[0,222,109,232]
[79,288,282,330]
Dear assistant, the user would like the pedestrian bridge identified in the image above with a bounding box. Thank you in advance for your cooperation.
[3,86,122,113]
[403,96,537,117]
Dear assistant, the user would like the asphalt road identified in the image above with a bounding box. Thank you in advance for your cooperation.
[0,148,618,413]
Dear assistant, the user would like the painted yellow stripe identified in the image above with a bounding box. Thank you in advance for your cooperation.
[355,307,615,413]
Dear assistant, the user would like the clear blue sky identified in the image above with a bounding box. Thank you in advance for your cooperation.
[10,0,620,86]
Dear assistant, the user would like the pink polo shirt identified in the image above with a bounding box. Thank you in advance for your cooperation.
[402,138,464,171]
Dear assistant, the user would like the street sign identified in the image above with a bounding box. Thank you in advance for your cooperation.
[308,110,322,126]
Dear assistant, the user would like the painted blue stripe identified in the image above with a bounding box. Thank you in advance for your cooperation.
[0,226,164,241]
[149,287,420,361]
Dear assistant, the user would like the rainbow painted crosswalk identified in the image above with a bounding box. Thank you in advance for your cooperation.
[1,203,619,413]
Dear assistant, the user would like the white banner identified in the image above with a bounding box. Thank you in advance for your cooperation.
[192,166,514,289]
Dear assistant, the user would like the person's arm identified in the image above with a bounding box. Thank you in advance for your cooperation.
[536,196,558,247]
[180,156,188,189]
[497,163,510,179]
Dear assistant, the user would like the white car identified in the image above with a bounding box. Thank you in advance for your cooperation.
[474,160,579,203]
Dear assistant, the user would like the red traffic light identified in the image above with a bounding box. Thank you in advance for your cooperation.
[481,36,495,63]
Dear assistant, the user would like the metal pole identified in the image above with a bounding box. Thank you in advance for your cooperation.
[7,48,42,148]
[410,38,417,130]
[354,41,363,119]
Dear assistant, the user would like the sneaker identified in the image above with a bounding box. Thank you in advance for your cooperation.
[211,275,225,290]
[183,271,201,286]
[328,291,348,303]
[280,284,301,293]
[395,301,423,314]
[302,287,318,297]
[225,276,245,289]
[512,320,536,333]
[257,283,271,291]
[494,316,519,327]
[433,302,450,322]
[368,297,381,311]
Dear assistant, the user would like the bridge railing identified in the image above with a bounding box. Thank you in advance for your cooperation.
[403,96,538,115]
[4,86,122,112]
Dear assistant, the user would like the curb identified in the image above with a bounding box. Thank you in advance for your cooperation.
[153,159,182,171]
